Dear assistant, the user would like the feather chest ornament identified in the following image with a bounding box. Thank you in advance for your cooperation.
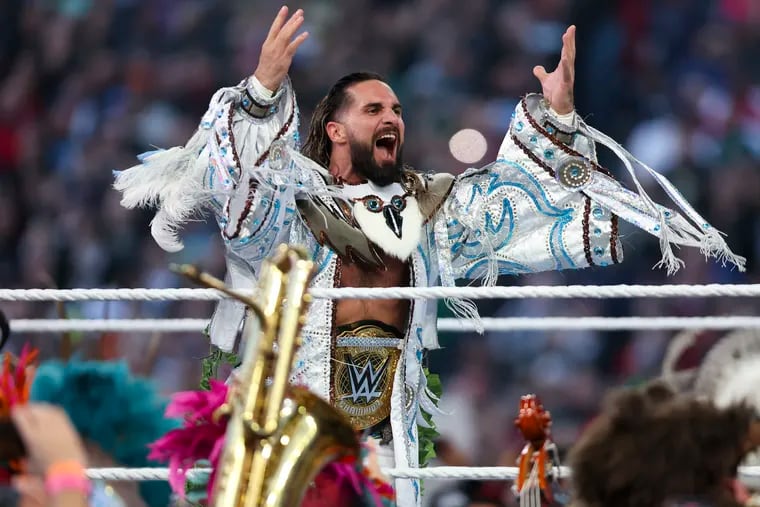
[296,168,453,267]
[341,181,423,261]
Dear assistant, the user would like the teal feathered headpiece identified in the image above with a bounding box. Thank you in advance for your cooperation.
[30,359,179,507]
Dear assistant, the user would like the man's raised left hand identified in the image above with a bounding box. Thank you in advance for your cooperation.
[533,25,576,115]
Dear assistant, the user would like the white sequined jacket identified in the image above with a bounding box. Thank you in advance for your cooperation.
[114,75,744,507]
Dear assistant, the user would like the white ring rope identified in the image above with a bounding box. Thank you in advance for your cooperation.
[16,284,760,492]
[83,466,760,487]
[83,466,531,482]
[10,316,760,333]
[3,284,760,302]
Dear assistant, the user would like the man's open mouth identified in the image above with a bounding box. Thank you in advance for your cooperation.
[374,131,398,162]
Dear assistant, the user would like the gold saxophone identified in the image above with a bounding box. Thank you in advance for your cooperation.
[176,245,359,507]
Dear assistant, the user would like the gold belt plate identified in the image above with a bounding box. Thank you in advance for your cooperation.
[332,323,402,430]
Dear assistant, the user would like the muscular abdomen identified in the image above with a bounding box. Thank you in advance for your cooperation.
[334,255,410,332]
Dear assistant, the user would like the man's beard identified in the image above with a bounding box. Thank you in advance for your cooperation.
[348,136,403,187]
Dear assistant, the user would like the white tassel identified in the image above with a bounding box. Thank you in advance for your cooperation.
[443,297,484,334]
[578,121,746,273]
[416,387,447,427]
[433,211,486,334]
[652,219,685,276]
[701,227,747,270]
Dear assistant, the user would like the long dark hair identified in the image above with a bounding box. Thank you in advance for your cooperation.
[301,71,387,168]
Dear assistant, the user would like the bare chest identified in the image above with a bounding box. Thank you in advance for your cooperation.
[338,255,409,288]
[334,254,410,330]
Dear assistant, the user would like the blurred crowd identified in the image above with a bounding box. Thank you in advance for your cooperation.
[1,0,759,499]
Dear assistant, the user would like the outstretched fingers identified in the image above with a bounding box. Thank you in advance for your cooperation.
[253,7,308,91]
[287,31,310,55]
[266,6,289,42]
[568,25,576,63]
[559,25,576,83]
[277,8,305,45]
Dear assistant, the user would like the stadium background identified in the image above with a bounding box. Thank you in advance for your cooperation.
[0,0,759,498]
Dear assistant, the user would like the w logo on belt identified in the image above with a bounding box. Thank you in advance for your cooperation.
[333,345,400,430]
[342,353,390,403]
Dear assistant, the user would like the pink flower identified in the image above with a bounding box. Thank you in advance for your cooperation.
[318,457,393,507]
[148,380,229,499]
[163,380,229,423]
[149,379,395,505]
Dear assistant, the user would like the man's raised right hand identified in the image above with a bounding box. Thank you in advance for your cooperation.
[253,6,309,93]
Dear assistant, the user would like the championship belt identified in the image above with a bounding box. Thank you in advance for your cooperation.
[333,320,403,430]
